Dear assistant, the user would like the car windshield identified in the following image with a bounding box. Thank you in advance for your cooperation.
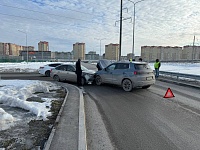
[134,64,151,70]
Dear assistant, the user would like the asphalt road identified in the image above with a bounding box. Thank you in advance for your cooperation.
[83,81,200,150]
[2,72,200,150]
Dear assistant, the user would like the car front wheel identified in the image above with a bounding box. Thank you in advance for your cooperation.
[53,75,60,82]
[122,79,133,92]
[45,70,50,77]
[95,75,102,85]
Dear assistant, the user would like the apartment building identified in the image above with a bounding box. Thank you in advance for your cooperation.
[20,50,51,61]
[182,46,200,60]
[105,43,119,60]
[38,41,49,51]
[51,51,73,60]
[141,46,182,62]
[127,53,134,60]
[85,51,99,60]
[73,42,85,60]
[0,43,23,56]
[0,42,5,55]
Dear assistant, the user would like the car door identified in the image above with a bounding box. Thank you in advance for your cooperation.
[102,64,116,84]
[66,65,76,82]
[59,65,68,80]
[112,63,129,85]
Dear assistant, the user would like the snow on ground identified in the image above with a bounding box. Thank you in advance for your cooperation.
[0,79,61,131]
[0,62,62,72]
[0,61,200,131]
[0,61,199,75]
[149,62,200,75]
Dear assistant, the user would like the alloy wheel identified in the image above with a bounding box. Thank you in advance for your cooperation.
[122,79,133,92]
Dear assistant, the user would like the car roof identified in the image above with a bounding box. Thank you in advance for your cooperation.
[114,61,148,64]
[58,63,75,65]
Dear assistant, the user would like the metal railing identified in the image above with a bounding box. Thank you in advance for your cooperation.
[159,71,200,81]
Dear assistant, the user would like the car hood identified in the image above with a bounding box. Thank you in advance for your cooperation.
[97,59,112,70]
[83,69,95,74]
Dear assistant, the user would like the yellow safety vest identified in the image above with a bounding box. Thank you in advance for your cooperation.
[154,62,160,69]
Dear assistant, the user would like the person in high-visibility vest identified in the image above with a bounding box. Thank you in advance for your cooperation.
[154,59,161,78]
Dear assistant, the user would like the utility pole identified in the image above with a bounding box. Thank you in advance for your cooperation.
[192,35,195,60]
[128,0,145,60]
[119,0,123,61]
[18,30,28,62]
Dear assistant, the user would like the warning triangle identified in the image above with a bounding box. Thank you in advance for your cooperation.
[164,88,175,98]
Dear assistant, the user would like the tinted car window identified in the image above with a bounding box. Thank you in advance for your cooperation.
[134,64,151,70]
[107,64,116,71]
[49,63,61,67]
[67,65,75,72]
[56,65,67,71]
[115,63,129,69]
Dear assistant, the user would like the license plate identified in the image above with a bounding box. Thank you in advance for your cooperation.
[146,77,152,80]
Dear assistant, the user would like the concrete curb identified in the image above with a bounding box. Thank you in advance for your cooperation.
[44,87,69,150]
[75,86,87,150]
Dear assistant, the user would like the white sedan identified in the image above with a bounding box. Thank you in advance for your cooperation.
[39,63,62,77]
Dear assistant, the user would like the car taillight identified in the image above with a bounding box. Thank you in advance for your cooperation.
[134,71,137,75]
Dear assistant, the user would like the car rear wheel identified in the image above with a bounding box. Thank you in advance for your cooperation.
[95,75,102,85]
[53,75,60,82]
[142,85,151,89]
[122,79,133,92]
[45,70,50,77]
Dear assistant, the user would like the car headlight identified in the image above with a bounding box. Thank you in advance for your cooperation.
[84,74,93,79]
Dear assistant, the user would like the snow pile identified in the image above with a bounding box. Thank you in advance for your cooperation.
[0,108,14,130]
[0,80,61,131]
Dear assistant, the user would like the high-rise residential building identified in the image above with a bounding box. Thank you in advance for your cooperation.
[182,45,200,60]
[141,46,183,62]
[38,41,49,51]
[73,42,85,60]
[0,42,5,55]
[105,43,119,60]
[0,42,25,56]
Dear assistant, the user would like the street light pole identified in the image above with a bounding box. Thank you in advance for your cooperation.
[18,30,28,62]
[119,0,123,61]
[128,0,145,59]
[94,38,106,59]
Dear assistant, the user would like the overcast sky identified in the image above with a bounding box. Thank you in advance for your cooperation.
[1,0,200,56]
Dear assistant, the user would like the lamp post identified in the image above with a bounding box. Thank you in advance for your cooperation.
[94,38,106,59]
[18,30,28,62]
[128,0,145,59]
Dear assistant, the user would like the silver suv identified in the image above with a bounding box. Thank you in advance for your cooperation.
[95,61,155,91]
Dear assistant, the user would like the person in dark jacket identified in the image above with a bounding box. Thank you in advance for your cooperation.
[96,62,102,71]
[154,59,161,78]
[75,58,82,86]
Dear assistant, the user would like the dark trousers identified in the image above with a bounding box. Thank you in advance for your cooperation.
[155,68,159,78]
[77,73,82,86]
